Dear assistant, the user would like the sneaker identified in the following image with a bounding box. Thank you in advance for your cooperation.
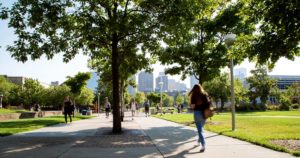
[200,146,205,152]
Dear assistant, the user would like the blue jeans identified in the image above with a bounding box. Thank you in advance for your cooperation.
[194,110,206,146]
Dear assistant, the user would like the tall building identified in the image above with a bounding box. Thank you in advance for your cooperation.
[128,75,137,95]
[168,79,177,92]
[138,71,154,92]
[190,75,198,89]
[155,72,168,92]
[269,75,300,90]
[168,79,187,92]
[51,81,59,86]
[234,68,247,87]
[86,72,99,91]
[3,75,27,85]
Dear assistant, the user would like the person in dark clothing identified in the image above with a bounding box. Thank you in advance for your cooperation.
[188,84,210,152]
[63,96,73,123]
[144,100,150,117]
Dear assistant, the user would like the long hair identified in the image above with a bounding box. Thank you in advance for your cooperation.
[188,84,207,97]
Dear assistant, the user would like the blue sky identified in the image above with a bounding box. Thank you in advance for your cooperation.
[1,1,300,87]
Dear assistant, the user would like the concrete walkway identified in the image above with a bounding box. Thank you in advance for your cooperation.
[0,113,298,158]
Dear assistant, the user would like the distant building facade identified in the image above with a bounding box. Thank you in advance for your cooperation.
[138,71,154,92]
[51,81,59,86]
[269,75,300,90]
[4,76,27,85]
[155,72,168,92]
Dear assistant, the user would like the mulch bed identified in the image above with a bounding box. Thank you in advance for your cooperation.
[271,140,300,151]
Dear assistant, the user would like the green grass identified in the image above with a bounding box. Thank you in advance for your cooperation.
[153,113,300,156]
[0,108,29,114]
[0,115,94,136]
[220,110,300,116]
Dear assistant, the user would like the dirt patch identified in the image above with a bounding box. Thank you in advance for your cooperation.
[271,140,300,151]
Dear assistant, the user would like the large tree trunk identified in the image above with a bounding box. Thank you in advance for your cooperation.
[112,33,122,133]
[120,81,125,122]
[220,97,225,111]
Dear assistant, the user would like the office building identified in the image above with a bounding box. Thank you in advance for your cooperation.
[155,72,168,92]
[190,75,198,89]
[138,71,154,92]
[269,75,300,90]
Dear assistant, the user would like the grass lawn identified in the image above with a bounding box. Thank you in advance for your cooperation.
[0,115,94,136]
[153,112,300,156]
[219,110,300,116]
[0,108,28,114]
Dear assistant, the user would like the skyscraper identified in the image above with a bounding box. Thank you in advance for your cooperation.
[138,71,154,92]
[155,73,168,92]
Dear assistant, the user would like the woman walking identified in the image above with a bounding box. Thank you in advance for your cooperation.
[189,84,210,152]
[63,96,73,124]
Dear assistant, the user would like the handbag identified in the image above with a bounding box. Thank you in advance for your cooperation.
[204,95,214,119]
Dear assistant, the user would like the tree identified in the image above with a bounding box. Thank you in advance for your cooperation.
[64,72,91,108]
[203,73,230,110]
[163,94,174,107]
[147,92,161,106]
[244,0,300,65]
[0,76,15,105]
[2,0,186,133]
[175,94,184,105]
[134,92,146,106]
[41,85,71,110]
[246,67,277,109]
[75,87,95,106]
[285,82,300,105]
[157,1,253,84]
[234,78,249,105]
[21,79,44,109]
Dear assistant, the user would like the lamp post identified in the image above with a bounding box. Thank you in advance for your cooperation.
[159,81,163,115]
[224,33,236,131]
[98,92,100,116]
[0,94,3,109]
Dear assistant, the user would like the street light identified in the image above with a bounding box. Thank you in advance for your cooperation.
[98,92,100,116]
[0,93,3,109]
[224,33,236,131]
[159,80,163,115]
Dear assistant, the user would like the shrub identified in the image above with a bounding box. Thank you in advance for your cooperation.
[279,96,291,111]
[291,104,299,110]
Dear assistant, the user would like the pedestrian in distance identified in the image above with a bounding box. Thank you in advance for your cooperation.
[63,96,73,124]
[104,97,111,118]
[130,99,137,120]
[144,100,150,117]
[188,84,211,152]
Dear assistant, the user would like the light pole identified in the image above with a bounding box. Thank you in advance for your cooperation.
[224,33,236,131]
[0,93,3,109]
[98,92,100,116]
[159,81,163,115]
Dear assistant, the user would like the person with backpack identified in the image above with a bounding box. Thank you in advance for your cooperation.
[188,84,211,152]
[144,100,150,117]
[63,96,73,124]
[104,97,111,118]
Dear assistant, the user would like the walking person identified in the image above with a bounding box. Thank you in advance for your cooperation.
[104,97,111,118]
[189,84,210,152]
[130,99,137,120]
[63,96,73,124]
[144,100,150,117]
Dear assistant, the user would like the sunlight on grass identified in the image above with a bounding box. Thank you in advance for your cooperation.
[153,112,300,156]
[0,115,94,136]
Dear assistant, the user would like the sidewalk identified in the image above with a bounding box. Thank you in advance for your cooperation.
[0,112,297,158]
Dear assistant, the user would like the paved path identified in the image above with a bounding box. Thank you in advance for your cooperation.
[0,113,298,158]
